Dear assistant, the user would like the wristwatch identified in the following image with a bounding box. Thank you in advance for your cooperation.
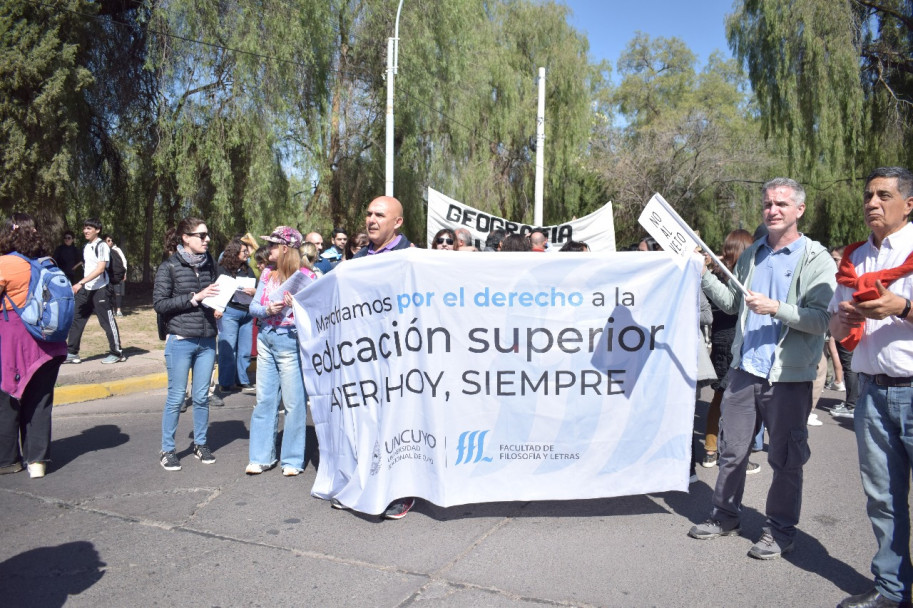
[899,298,912,320]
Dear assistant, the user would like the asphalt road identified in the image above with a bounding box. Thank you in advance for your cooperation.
[0,387,883,607]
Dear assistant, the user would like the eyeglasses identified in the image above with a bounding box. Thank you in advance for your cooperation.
[436,237,454,245]
[186,232,209,240]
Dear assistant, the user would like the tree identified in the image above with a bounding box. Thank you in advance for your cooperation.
[593,35,772,249]
[0,0,95,224]
[727,0,913,245]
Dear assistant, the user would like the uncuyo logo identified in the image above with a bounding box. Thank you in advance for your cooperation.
[454,430,493,465]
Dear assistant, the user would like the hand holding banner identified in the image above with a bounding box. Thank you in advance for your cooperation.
[638,193,749,296]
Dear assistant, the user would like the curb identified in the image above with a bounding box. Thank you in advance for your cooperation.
[55,372,169,406]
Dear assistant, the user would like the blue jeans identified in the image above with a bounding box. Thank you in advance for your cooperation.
[854,375,913,602]
[218,306,253,387]
[248,329,307,471]
[162,336,216,452]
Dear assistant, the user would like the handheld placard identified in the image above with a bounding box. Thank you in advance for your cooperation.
[638,193,750,297]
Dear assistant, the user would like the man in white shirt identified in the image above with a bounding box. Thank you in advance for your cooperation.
[65,218,125,364]
[830,167,913,608]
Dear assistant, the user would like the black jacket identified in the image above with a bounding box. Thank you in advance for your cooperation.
[351,234,412,258]
[153,252,218,338]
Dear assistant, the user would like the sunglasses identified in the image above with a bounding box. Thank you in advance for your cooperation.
[436,237,454,245]
[186,231,210,240]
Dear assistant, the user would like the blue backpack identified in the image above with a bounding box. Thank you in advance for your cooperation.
[2,252,75,342]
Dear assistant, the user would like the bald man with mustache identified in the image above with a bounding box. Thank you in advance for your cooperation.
[339,196,415,519]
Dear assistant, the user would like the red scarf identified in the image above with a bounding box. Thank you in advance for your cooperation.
[836,239,913,350]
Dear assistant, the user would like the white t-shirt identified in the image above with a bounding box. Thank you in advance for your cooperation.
[83,238,110,290]
[827,221,913,377]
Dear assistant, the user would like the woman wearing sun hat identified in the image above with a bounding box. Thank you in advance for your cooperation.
[245,226,316,476]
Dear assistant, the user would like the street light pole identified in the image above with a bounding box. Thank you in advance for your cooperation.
[385,0,404,197]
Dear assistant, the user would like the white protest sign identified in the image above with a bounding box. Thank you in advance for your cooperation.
[427,187,616,251]
[638,194,701,257]
[293,249,702,515]
[638,193,749,296]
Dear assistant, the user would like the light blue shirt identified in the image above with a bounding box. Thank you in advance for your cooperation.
[740,235,806,378]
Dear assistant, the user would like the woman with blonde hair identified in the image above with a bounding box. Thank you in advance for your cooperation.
[300,242,318,271]
[246,227,316,476]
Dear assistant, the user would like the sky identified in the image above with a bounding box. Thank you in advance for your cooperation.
[561,0,736,76]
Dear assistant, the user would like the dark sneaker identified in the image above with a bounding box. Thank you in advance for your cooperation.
[193,444,216,464]
[748,528,795,559]
[65,353,81,364]
[160,451,181,471]
[702,452,718,468]
[180,396,191,413]
[209,391,225,407]
[237,383,257,395]
[0,462,24,475]
[746,461,761,474]
[383,497,416,520]
[688,518,741,540]
[838,589,908,608]
[830,403,855,419]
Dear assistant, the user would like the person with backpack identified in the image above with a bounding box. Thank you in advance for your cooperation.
[0,213,69,479]
[103,234,127,317]
[64,218,125,365]
[153,217,221,471]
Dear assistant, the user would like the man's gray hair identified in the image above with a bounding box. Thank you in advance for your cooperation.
[762,177,806,207]
[865,166,913,199]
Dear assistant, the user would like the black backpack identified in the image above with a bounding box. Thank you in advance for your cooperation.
[95,242,126,285]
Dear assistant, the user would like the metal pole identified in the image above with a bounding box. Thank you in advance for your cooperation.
[385,37,395,197]
[385,1,404,197]
[534,67,545,226]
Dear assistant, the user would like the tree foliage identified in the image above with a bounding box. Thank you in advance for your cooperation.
[727,0,913,246]
[7,0,889,276]
[593,35,773,249]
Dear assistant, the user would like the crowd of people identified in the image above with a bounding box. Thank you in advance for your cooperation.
[1,168,912,607]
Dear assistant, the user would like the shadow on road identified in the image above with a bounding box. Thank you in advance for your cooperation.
[661,483,871,594]
[52,424,129,468]
[0,541,105,607]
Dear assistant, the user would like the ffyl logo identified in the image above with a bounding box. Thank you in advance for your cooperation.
[455,430,493,465]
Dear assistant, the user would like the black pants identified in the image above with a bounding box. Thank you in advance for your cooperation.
[67,285,123,356]
[836,342,859,407]
[0,357,63,466]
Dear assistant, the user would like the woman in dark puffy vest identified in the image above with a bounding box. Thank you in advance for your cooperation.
[153,217,220,471]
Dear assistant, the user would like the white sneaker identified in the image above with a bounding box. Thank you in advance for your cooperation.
[807,413,823,426]
[831,381,846,392]
[282,466,301,477]
[27,462,46,478]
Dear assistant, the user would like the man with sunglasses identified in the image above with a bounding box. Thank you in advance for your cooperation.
[65,218,125,365]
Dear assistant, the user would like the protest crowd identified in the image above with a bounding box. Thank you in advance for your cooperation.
[1,168,912,608]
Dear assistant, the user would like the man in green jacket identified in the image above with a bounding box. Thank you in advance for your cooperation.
[688,177,836,559]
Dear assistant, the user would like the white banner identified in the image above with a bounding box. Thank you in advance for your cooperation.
[427,187,616,251]
[294,249,700,514]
